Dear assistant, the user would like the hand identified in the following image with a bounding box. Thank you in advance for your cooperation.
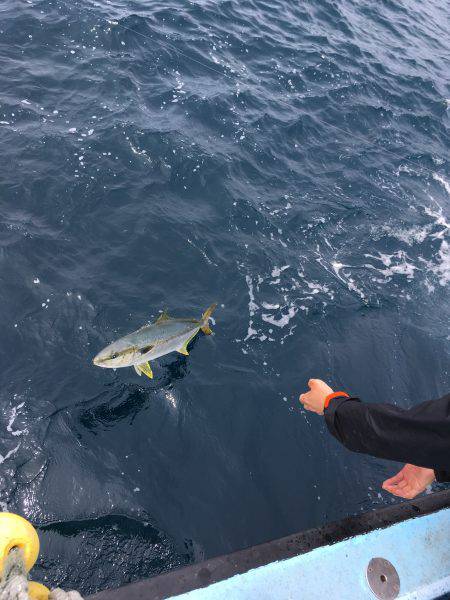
[299,379,334,415]
[382,464,435,499]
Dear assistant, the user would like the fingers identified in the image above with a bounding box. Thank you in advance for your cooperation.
[382,471,405,487]
[299,393,311,412]
[383,484,417,499]
[396,479,410,490]
[382,466,420,499]
[301,379,325,400]
[299,392,309,405]
[308,378,320,389]
[383,481,409,496]
[299,392,312,411]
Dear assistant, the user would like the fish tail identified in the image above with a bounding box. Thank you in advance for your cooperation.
[201,303,217,335]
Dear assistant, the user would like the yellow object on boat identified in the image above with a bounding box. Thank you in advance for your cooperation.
[0,512,40,575]
[28,581,50,599]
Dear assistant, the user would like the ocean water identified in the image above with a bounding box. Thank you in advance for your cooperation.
[0,0,449,594]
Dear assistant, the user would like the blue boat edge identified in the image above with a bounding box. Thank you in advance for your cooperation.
[88,489,450,600]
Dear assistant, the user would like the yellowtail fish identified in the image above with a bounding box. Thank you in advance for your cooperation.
[93,304,216,379]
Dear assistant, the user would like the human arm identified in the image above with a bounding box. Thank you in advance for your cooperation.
[299,380,450,491]
[324,391,450,477]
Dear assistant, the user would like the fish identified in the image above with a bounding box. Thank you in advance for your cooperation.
[93,303,217,379]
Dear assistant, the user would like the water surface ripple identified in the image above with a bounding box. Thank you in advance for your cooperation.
[0,0,449,594]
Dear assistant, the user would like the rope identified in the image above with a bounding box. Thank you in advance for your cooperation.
[0,574,29,600]
[0,549,83,600]
[49,591,84,600]
[0,549,29,600]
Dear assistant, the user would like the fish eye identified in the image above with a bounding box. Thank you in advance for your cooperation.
[110,353,118,360]
[140,345,153,354]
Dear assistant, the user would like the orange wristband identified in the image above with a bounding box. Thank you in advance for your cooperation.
[324,391,350,410]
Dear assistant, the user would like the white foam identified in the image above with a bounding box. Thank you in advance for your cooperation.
[346,279,366,299]
[394,164,417,176]
[424,205,450,236]
[164,389,178,410]
[0,444,20,465]
[262,306,297,328]
[306,281,329,294]
[271,265,289,277]
[332,261,346,275]
[433,173,450,196]
[129,142,152,165]
[364,253,394,267]
[365,251,417,279]
[6,403,25,437]
[245,275,258,315]
[243,275,259,341]
[187,238,217,266]
[261,302,280,309]
[328,260,366,299]
[427,240,450,286]
[244,324,258,341]
[424,279,435,293]
[382,262,416,279]
[378,224,430,245]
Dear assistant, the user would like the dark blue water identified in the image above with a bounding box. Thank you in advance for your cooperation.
[1,0,449,594]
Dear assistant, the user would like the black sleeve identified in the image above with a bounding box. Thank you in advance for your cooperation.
[324,394,450,480]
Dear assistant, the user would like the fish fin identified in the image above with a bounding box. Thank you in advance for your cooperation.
[134,365,142,376]
[156,310,170,324]
[137,362,153,379]
[178,331,197,356]
[202,323,213,335]
[201,303,217,335]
